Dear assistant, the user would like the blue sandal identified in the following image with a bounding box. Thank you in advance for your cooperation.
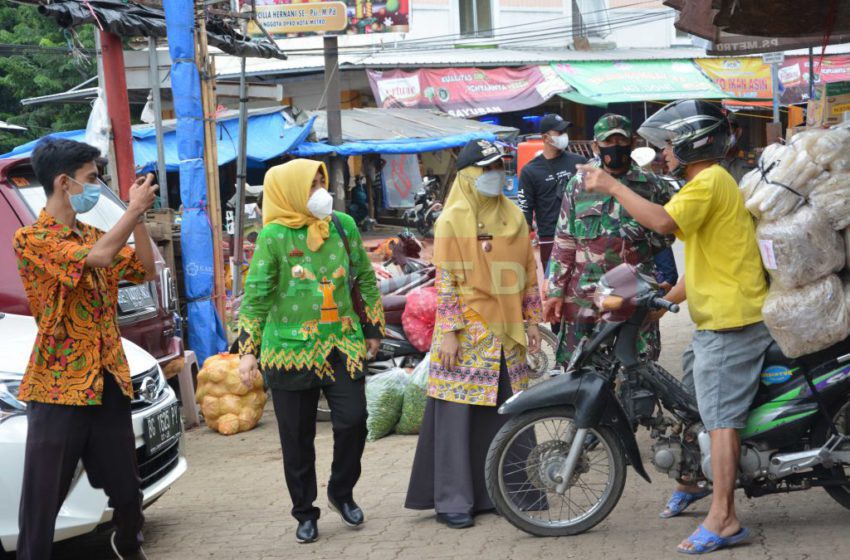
[677,524,750,555]
[659,490,711,518]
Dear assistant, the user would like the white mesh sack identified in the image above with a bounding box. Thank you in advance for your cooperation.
[763,274,850,358]
[756,205,845,289]
[743,143,821,222]
[809,172,850,230]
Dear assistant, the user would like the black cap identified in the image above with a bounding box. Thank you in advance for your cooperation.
[456,139,506,171]
[540,113,571,134]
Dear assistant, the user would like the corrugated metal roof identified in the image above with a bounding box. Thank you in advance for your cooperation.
[214,46,712,79]
[306,108,517,142]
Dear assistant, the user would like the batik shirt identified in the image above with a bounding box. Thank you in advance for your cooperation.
[237,212,385,390]
[546,162,674,363]
[13,210,147,405]
[427,242,544,407]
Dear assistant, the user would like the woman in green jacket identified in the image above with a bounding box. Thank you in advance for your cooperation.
[237,159,384,545]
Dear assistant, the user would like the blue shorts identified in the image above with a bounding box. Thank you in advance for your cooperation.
[682,322,773,431]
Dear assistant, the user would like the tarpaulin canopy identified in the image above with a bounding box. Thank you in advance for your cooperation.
[552,60,728,107]
[292,108,517,156]
[37,0,286,59]
[0,108,312,174]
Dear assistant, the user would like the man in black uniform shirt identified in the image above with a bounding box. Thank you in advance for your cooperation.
[518,113,587,270]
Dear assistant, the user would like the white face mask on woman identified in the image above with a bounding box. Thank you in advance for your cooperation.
[306,188,334,219]
[475,170,506,197]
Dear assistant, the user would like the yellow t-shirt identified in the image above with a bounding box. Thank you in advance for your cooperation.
[664,164,767,331]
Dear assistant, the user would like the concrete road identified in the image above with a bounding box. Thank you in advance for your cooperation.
[45,244,850,559]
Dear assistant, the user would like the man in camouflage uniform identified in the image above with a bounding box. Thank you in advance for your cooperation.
[543,114,674,364]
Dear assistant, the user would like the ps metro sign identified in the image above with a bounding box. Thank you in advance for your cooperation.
[255,1,348,35]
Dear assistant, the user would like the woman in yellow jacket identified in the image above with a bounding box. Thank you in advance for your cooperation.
[405,139,543,529]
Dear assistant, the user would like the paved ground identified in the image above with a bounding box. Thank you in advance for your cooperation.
[46,244,850,559]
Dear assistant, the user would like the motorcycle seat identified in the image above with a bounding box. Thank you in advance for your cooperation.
[763,341,793,368]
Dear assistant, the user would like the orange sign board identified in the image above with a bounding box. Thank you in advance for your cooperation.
[696,58,772,99]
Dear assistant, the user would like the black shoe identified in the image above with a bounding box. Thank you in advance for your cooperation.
[110,533,148,559]
[436,513,474,529]
[327,495,365,528]
[295,519,318,544]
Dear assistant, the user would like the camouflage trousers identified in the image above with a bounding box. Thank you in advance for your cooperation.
[555,304,661,365]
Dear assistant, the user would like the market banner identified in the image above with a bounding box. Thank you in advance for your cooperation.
[696,58,772,99]
[243,0,409,37]
[779,55,850,105]
[552,60,726,105]
[366,66,570,118]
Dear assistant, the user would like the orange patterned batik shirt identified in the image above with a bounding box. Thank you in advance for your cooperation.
[13,210,148,406]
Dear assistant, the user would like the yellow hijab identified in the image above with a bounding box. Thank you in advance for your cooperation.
[262,159,330,251]
[434,166,533,350]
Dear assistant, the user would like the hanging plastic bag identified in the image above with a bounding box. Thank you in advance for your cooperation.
[365,368,408,442]
[763,275,850,358]
[395,355,431,435]
[756,205,845,289]
[84,90,110,157]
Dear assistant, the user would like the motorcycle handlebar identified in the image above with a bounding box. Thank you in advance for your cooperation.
[651,297,680,314]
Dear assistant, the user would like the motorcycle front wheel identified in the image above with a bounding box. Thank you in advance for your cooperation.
[485,407,627,537]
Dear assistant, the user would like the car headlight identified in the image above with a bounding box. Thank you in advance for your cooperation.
[0,373,27,421]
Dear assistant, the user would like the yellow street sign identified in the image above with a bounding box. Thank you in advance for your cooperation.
[253,2,349,35]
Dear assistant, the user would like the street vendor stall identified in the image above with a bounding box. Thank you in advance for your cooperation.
[290,108,518,222]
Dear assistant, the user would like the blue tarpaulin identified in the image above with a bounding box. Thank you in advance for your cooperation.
[163,0,227,366]
[0,110,312,174]
[291,131,498,157]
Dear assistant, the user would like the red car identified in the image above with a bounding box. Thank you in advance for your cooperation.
[0,157,183,371]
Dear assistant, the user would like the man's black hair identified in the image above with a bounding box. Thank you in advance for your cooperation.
[31,138,102,197]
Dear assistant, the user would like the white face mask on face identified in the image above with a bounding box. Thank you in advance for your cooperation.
[549,133,570,151]
[306,188,334,219]
[475,170,506,197]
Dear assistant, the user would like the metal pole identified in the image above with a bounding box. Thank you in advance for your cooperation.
[324,35,346,211]
[148,37,169,209]
[232,11,249,297]
[771,61,781,123]
[809,47,815,100]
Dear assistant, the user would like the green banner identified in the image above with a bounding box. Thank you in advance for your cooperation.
[552,60,728,106]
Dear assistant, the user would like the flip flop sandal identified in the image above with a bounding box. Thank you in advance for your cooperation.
[677,524,750,555]
[659,490,712,518]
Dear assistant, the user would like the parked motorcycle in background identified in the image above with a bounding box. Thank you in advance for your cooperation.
[403,175,442,237]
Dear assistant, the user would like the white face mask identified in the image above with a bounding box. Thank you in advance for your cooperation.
[306,188,334,219]
[549,133,570,151]
[475,170,506,197]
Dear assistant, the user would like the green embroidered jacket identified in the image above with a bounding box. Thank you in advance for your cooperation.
[237,212,385,390]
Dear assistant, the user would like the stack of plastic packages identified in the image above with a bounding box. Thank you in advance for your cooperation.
[740,126,850,358]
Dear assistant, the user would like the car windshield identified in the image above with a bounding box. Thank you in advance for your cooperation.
[16,182,134,244]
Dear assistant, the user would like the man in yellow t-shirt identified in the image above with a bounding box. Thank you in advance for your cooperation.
[578,100,770,555]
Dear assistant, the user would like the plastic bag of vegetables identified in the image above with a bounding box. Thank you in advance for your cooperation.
[395,355,431,435]
[742,143,822,222]
[809,172,850,230]
[365,368,409,442]
[195,353,268,435]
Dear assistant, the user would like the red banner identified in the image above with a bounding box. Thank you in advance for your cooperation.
[367,66,569,118]
[779,55,850,104]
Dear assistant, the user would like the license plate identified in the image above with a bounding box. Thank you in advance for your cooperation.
[143,404,181,455]
[118,285,155,313]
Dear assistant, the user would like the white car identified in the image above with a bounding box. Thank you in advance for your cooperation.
[0,312,188,554]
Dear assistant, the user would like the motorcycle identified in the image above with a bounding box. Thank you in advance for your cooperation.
[485,263,850,537]
[402,176,442,237]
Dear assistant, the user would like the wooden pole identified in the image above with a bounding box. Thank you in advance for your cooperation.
[195,3,226,322]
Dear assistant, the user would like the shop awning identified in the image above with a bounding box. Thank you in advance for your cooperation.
[0,108,312,172]
[552,60,728,107]
[292,108,518,157]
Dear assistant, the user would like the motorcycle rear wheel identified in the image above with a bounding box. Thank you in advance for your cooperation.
[485,407,627,537]
[814,398,850,509]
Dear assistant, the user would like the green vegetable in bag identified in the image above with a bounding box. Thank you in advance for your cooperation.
[366,368,408,442]
[396,354,430,435]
